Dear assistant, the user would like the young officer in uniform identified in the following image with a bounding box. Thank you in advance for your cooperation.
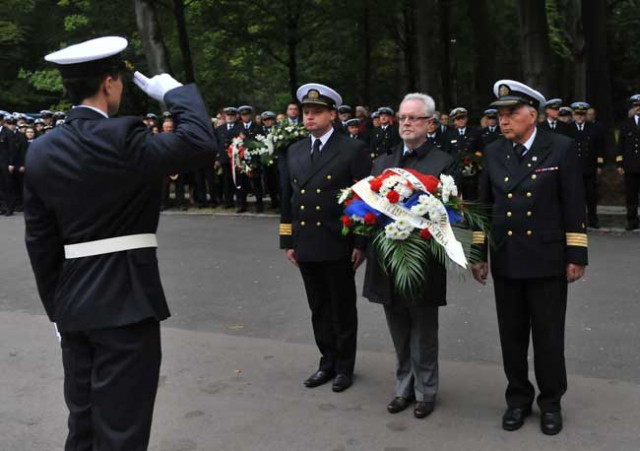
[616,94,640,230]
[280,83,371,393]
[23,36,217,451]
[472,80,587,436]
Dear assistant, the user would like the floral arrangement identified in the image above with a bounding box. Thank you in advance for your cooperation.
[461,152,482,177]
[270,122,309,150]
[338,168,489,295]
[228,134,275,182]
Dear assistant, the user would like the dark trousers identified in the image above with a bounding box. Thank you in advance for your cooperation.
[61,319,161,451]
[263,164,279,207]
[162,176,186,207]
[195,165,218,206]
[493,275,568,412]
[221,164,236,207]
[12,171,24,210]
[0,167,14,213]
[298,259,358,375]
[460,175,479,201]
[236,169,263,209]
[583,173,598,224]
[624,172,640,222]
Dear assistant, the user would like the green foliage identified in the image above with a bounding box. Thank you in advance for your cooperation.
[64,14,90,32]
[18,68,64,93]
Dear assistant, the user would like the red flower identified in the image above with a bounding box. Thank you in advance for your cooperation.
[463,157,472,166]
[420,228,433,241]
[403,169,440,195]
[386,190,400,204]
[364,212,377,226]
[342,215,352,227]
[370,178,383,192]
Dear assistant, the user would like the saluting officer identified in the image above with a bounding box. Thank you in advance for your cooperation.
[472,80,587,436]
[539,98,570,136]
[447,107,484,200]
[280,83,371,393]
[23,37,217,450]
[481,108,502,146]
[371,107,401,157]
[568,102,605,228]
[616,94,640,230]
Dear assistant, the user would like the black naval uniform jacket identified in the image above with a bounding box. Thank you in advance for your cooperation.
[215,122,238,166]
[426,130,451,154]
[279,129,371,262]
[473,129,588,278]
[616,116,640,173]
[371,124,401,157]
[363,141,459,307]
[567,121,605,175]
[446,127,484,159]
[0,126,16,167]
[481,125,502,147]
[539,119,571,137]
[24,85,217,332]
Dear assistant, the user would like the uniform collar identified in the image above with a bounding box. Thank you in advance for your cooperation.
[310,127,334,149]
[74,105,109,118]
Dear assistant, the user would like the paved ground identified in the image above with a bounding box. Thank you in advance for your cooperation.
[1,213,639,450]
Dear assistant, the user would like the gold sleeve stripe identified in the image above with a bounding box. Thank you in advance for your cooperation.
[616,156,623,162]
[472,231,486,244]
[597,157,604,163]
[566,233,588,247]
[279,224,292,236]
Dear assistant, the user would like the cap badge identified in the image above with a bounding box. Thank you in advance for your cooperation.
[307,89,320,100]
[499,85,510,97]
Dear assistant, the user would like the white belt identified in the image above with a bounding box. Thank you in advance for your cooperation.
[64,234,158,259]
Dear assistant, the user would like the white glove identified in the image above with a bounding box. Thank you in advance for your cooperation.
[133,71,183,102]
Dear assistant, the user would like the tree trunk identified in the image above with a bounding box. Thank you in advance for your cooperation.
[415,0,440,99]
[570,0,586,100]
[582,0,614,152]
[402,0,418,92]
[362,0,372,106]
[469,0,494,107]
[438,0,453,110]
[515,0,552,95]
[134,0,172,75]
[172,0,196,84]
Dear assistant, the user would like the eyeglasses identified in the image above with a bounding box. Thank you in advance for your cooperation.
[398,115,431,123]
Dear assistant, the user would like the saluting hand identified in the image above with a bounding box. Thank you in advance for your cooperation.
[566,264,585,283]
[133,71,183,103]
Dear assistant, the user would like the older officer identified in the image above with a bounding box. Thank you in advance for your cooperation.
[568,102,605,228]
[24,37,217,451]
[280,83,371,392]
[472,80,587,436]
[363,93,458,419]
[616,94,640,230]
[0,111,17,216]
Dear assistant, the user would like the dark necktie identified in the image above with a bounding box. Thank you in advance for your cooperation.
[311,138,321,162]
[550,121,556,130]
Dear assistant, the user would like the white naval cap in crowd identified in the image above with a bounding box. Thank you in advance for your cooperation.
[296,83,342,110]
[491,79,546,110]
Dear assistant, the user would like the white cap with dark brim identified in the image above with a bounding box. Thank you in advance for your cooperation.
[45,36,128,78]
[297,83,342,110]
[491,80,546,110]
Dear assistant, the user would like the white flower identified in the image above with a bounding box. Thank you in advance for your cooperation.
[411,204,428,216]
[338,189,352,204]
[395,219,410,231]
[396,184,413,199]
[379,186,390,196]
[383,178,396,189]
[351,214,364,223]
[418,194,430,205]
[439,174,458,202]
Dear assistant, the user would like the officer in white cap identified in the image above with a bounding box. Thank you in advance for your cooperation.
[472,79,587,436]
[446,106,484,200]
[280,83,371,393]
[540,98,570,136]
[23,36,217,450]
[481,108,502,146]
[616,94,640,229]
[568,102,605,228]
[371,106,401,157]
[261,111,280,209]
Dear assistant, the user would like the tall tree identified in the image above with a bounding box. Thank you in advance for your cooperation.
[438,0,453,110]
[515,0,553,94]
[172,0,196,83]
[135,0,172,75]
[469,0,495,107]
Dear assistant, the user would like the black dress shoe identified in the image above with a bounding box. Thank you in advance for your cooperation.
[588,220,600,229]
[540,411,563,435]
[332,374,353,392]
[626,220,639,231]
[502,406,532,431]
[304,370,335,388]
[414,401,435,419]
[255,203,264,214]
[387,397,411,414]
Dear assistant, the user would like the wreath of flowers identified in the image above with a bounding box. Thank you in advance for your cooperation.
[270,122,309,150]
[338,168,489,296]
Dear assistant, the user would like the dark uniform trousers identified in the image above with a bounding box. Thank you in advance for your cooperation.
[617,117,640,223]
[298,259,357,375]
[280,131,371,376]
[62,319,161,451]
[493,275,567,412]
[474,130,587,414]
[583,173,598,224]
[194,164,218,206]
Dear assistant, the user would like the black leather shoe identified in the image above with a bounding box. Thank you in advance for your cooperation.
[387,397,411,414]
[540,411,563,435]
[304,370,335,388]
[626,220,639,231]
[255,203,264,214]
[588,219,600,229]
[414,401,435,419]
[502,406,532,431]
[332,374,353,392]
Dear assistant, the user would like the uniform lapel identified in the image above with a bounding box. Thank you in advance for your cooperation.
[298,131,341,187]
[292,137,312,179]
[507,130,553,190]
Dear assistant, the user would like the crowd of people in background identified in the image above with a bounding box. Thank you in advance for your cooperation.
[2,93,640,229]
